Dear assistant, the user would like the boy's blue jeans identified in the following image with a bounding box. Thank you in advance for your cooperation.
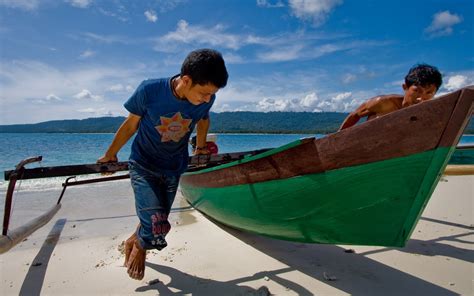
[129,161,179,250]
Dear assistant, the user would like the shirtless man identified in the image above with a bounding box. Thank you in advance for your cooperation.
[339,64,442,130]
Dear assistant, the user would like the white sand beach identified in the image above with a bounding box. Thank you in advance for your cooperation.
[0,175,472,295]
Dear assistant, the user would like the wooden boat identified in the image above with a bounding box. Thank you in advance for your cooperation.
[180,86,474,247]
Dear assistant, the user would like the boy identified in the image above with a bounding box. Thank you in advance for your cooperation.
[97,49,228,280]
[339,64,442,130]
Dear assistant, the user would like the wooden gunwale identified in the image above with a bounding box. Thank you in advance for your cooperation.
[182,89,471,188]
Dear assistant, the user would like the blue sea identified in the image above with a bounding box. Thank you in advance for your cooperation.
[0,133,473,192]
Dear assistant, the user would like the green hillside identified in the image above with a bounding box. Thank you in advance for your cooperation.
[0,112,472,134]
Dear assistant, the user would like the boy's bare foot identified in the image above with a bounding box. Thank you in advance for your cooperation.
[124,232,136,267]
[127,240,146,280]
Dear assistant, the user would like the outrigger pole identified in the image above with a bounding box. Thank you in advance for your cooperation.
[0,149,270,254]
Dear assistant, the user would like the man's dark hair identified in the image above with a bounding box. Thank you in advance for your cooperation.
[181,49,228,88]
[405,63,442,90]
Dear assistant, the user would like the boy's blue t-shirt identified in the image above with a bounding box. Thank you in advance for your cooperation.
[124,76,215,176]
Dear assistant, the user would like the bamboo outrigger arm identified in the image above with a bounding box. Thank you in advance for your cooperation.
[0,156,130,254]
[0,149,269,254]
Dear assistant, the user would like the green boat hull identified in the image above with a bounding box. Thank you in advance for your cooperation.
[181,87,473,247]
[181,147,452,247]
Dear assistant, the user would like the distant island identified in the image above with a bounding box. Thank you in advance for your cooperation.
[0,112,472,134]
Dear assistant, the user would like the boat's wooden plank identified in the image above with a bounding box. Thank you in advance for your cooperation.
[182,91,461,188]
[439,87,474,147]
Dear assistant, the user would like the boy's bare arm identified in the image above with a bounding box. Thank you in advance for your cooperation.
[195,118,210,155]
[97,113,141,163]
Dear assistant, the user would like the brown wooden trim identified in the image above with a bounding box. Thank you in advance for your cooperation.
[438,87,474,147]
[182,88,471,188]
[444,165,474,175]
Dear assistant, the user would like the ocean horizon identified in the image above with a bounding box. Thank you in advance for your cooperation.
[0,133,472,193]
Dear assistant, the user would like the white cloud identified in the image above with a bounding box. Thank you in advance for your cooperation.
[342,73,357,84]
[443,74,473,91]
[77,107,113,116]
[81,32,131,44]
[217,91,356,113]
[0,59,146,106]
[74,89,103,101]
[257,45,304,62]
[425,11,462,37]
[256,0,284,8]
[32,93,62,104]
[46,93,62,100]
[108,83,134,93]
[79,50,95,59]
[67,0,92,9]
[144,10,158,22]
[0,0,40,10]
[155,20,242,51]
[0,60,145,124]
[289,0,343,26]
[109,84,124,92]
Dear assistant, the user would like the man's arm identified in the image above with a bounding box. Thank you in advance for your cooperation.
[338,95,402,131]
[339,101,372,131]
[97,113,141,163]
[194,117,210,155]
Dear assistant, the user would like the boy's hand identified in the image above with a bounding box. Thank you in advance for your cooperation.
[97,155,118,163]
[97,155,118,175]
[194,147,210,155]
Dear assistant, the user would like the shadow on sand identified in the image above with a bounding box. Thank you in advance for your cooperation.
[19,218,66,296]
[137,263,278,296]
[205,220,462,296]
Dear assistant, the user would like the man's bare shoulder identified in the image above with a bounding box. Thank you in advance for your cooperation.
[366,94,403,112]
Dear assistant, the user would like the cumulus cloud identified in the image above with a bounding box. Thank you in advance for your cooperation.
[74,89,103,101]
[443,74,473,91]
[225,91,357,112]
[289,0,343,26]
[32,94,62,104]
[425,11,462,37]
[46,93,62,101]
[0,60,143,124]
[144,10,158,22]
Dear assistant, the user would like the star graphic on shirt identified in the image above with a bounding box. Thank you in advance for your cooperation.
[156,112,192,142]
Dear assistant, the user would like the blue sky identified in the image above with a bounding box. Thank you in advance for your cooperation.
[0,0,473,124]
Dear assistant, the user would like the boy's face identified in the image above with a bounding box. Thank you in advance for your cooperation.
[181,76,219,105]
[402,83,438,107]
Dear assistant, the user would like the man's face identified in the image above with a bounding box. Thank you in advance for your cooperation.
[185,83,219,105]
[180,76,219,105]
[402,84,438,107]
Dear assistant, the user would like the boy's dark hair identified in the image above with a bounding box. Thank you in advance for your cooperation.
[405,63,442,90]
[181,49,228,88]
